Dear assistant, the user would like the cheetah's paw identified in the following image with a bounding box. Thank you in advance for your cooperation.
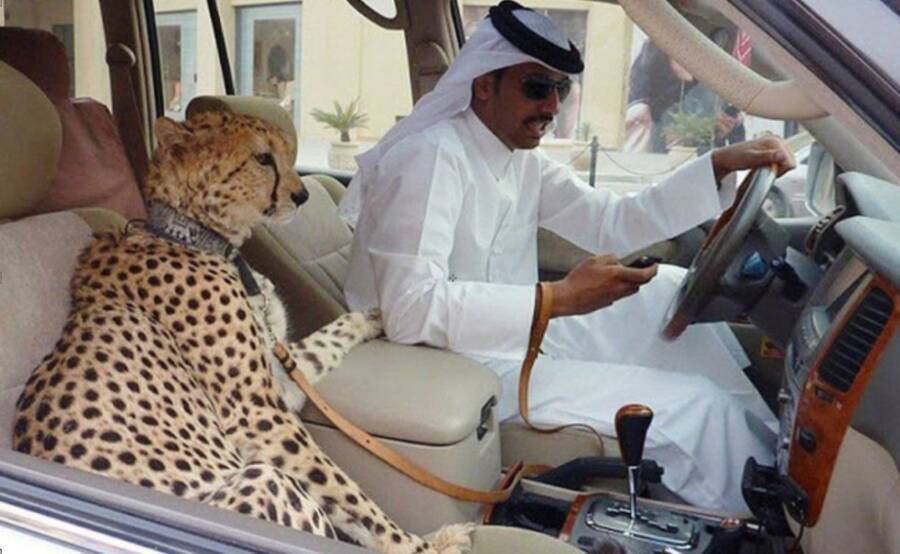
[424,522,474,553]
[359,307,384,340]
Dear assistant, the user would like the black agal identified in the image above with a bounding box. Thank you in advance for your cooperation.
[489,1,584,74]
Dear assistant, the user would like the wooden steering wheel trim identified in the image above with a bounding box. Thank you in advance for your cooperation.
[663,164,778,341]
[699,168,760,251]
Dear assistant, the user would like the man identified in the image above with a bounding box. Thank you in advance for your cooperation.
[339,1,794,514]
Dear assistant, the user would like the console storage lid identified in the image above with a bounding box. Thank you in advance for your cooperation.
[300,339,500,447]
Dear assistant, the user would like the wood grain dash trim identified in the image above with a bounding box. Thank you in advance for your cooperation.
[788,275,898,525]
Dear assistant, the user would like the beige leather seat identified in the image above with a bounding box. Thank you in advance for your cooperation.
[0,60,126,447]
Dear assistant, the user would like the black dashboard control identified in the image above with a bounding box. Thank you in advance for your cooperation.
[798,428,817,453]
[627,255,662,269]
[814,387,834,403]
[771,257,808,302]
[741,458,795,537]
[805,205,846,264]
[777,390,791,405]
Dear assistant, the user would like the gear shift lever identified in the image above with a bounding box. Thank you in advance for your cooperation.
[583,405,701,549]
[615,404,654,529]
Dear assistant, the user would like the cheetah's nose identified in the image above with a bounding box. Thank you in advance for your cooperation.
[291,187,309,207]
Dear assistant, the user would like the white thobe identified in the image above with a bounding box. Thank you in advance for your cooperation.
[345,108,776,514]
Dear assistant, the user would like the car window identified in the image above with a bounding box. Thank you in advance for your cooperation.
[153,1,413,171]
[1,0,112,109]
[457,0,816,218]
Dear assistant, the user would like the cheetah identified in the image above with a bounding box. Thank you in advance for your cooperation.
[13,110,472,553]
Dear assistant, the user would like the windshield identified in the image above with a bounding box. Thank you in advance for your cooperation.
[2,0,841,217]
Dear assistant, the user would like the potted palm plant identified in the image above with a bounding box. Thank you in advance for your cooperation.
[660,81,718,161]
[664,111,716,150]
[310,98,369,170]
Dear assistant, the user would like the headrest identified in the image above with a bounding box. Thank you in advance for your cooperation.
[0,61,62,220]
[0,27,69,102]
[185,96,297,162]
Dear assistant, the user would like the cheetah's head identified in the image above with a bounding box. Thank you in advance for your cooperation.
[144,111,308,245]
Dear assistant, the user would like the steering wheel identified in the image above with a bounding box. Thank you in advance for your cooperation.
[662,165,778,340]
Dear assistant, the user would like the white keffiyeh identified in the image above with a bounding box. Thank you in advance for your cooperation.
[338,13,578,225]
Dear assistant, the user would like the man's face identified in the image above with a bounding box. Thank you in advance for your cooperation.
[474,62,569,150]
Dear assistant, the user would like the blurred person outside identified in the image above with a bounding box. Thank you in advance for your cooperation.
[625,27,751,154]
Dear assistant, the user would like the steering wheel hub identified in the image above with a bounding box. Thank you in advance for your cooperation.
[662,166,779,340]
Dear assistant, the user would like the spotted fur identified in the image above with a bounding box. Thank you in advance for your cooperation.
[13,111,471,553]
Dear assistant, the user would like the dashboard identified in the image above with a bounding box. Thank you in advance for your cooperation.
[775,173,900,526]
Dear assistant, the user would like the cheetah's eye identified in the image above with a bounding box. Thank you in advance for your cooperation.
[254,152,275,166]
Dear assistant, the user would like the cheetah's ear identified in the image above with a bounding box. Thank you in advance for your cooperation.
[154,117,192,149]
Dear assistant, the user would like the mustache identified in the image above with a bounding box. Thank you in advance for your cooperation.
[524,115,555,125]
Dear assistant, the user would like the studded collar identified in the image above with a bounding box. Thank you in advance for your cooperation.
[145,200,235,258]
[141,200,261,296]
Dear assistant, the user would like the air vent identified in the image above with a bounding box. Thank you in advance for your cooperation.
[820,288,894,392]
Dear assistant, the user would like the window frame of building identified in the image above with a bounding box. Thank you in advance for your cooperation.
[156,10,199,121]
[235,2,303,133]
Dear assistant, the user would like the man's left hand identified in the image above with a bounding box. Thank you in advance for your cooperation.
[711,135,796,182]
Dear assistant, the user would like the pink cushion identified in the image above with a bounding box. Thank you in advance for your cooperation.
[27,99,147,219]
[0,27,146,219]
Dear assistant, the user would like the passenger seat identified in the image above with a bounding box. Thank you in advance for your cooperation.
[0,59,126,447]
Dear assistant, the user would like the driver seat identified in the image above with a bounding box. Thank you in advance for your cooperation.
[236,163,619,465]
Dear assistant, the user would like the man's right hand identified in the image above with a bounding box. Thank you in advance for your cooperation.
[547,254,658,318]
[625,102,652,131]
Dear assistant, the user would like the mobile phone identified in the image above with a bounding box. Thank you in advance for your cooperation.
[626,255,662,269]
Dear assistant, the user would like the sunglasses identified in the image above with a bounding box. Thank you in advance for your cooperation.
[520,74,572,103]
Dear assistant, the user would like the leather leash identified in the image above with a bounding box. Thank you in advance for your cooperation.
[517,283,607,444]
[274,281,602,504]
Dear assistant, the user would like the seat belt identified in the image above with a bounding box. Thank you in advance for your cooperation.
[106,43,150,187]
[275,282,604,503]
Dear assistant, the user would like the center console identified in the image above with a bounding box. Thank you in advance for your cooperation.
[488,241,898,553]
[489,405,767,553]
[488,462,765,553]
[562,494,729,553]
[564,405,725,553]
